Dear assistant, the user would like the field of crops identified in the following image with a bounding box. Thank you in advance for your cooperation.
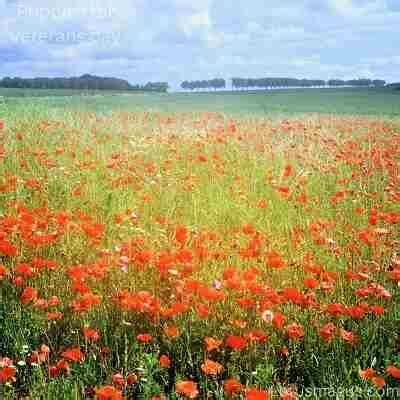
[0,92,400,399]
[1,87,400,117]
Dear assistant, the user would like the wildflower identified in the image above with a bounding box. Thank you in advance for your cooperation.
[325,303,346,317]
[15,263,35,277]
[371,376,385,388]
[127,372,138,385]
[47,311,63,320]
[176,380,199,398]
[159,355,171,368]
[164,324,180,338]
[0,358,16,383]
[272,313,286,330]
[223,378,243,396]
[49,359,70,377]
[319,322,336,343]
[283,164,294,178]
[112,373,126,387]
[346,305,367,319]
[28,344,50,365]
[204,337,222,352]
[83,327,100,342]
[226,335,248,351]
[261,310,274,324]
[303,277,319,289]
[175,225,188,246]
[246,388,269,400]
[266,251,286,269]
[61,347,85,363]
[70,292,101,312]
[339,329,358,345]
[201,359,223,376]
[369,305,385,315]
[280,346,289,356]
[137,333,153,343]
[95,385,123,400]
[386,365,400,379]
[21,287,38,305]
[196,303,210,318]
[0,239,17,257]
[81,222,105,240]
[0,264,7,279]
[247,330,268,343]
[286,323,304,340]
[359,368,376,380]
[257,199,268,209]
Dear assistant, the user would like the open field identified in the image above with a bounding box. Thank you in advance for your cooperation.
[1,88,400,117]
[0,94,400,399]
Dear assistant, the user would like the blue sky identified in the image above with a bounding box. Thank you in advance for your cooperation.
[0,0,399,89]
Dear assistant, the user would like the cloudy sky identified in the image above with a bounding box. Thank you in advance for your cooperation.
[0,0,399,89]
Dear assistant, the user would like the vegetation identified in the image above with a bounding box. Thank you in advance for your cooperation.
[181,79,226,91]
[230,78,386,90]
[0,75,169,93]
[1,87,399,117]
[0,98,399,399]
[231,78,325,90]
[328,79,386,87]
[386,83,400,90]
[179,78,388,91]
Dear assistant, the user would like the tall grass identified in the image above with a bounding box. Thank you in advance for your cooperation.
[0,107,399,399]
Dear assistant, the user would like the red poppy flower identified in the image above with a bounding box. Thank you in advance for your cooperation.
[83,327,100,342]
[204,337,222,352]
[0,264,7,279]
[223,378,243,396]
[176,380,199,398]
[61,347,85,363]
[137,333,153,343]
[112,373,126,387]
[246,388,269,400]
[21,287,38,305]
[359,368,376,380]
[159,355,171,368]
[0,366,16,383]
[286,323,304,340]
[319,322,336,343]
[226,335,248,351]
[201,359,223,376]
[387,365,400,379]
[95,385,123,400]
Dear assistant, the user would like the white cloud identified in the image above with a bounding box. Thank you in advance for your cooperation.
[0,0,399,86]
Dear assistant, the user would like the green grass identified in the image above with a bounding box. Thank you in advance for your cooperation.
[1,87,400,117]
[0,98,400,399]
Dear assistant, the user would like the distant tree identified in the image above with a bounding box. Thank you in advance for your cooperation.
[231,77,328,90]
[328,79,345,86]
[386,82,400,90]
[372,79,386,87]
[0,74,169,92]
[180,79,225,92]
[144,82,169,92]
[345,79,371,87]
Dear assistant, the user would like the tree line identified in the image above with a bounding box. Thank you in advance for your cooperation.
[0,74,393,93]
[181,79,226,91]
[0,74,169,92]
[231,78,386,90]
[386,82,400,90]
[180,77,388,91]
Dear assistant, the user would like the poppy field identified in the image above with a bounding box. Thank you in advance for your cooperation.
[0,107,400,399]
